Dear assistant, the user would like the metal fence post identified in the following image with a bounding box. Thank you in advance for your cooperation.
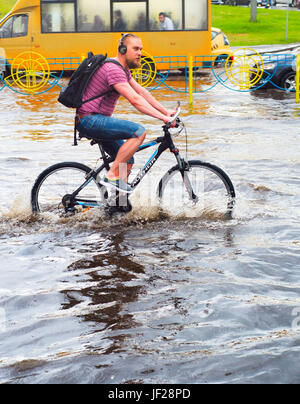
[296,54,300,104]
[189,54,193,107]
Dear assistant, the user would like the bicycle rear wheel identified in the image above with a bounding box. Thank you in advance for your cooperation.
[31,162,106,215]
[157,160,235,217]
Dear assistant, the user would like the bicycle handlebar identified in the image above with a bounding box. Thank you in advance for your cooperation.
[165,102,181,128]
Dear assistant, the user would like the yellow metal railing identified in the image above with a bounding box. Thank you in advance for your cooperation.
[2,50,298,101]
[189,54,193,107]
[296,54,300,104]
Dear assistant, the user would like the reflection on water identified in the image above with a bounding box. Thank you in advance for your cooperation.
[64,232,145,336]
[0,77,300,384]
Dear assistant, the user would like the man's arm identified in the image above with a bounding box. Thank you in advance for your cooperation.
[129,78,176,117]
[113,81,172,123]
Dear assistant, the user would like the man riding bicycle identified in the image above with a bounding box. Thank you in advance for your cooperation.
[75,33,176,194]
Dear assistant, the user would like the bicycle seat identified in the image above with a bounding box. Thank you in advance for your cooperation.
[78,133,102,146]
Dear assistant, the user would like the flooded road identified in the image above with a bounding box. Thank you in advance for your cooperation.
[0,78,300,384]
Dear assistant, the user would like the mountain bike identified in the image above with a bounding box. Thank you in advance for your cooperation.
[31,104,236,218]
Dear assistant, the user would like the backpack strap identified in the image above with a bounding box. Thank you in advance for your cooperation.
[104,58,131,81]
[81,59,129,106]
[81,90,111,105]
[73,119,78,146]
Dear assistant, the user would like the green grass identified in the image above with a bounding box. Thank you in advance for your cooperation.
[1,2,299,46]
[0,0,16,18]
[212,5,300,45]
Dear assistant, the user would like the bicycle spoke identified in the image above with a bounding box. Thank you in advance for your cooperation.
[158,161,235,216]
[32,164,105,215]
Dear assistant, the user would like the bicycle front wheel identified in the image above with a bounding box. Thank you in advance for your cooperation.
[157,160,235,217]
[31,162,106,215]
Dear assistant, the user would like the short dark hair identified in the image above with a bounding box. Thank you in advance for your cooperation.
[118,33,139,48]
[159,12,166,17]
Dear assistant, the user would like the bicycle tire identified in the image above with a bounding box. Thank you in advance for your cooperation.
[31,161,106,215]
[157,160,235,217]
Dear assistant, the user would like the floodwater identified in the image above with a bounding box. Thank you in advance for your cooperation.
[0,76,300,384]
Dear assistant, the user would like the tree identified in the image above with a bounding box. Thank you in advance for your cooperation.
[250,0,257,22]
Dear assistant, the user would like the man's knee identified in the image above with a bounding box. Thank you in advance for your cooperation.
[132,131,146,146]
[138,131,146,144]
[134,124,146,139]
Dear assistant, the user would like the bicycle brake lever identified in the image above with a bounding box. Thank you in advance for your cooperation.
[168,108,181,126]
[175,118,181,128]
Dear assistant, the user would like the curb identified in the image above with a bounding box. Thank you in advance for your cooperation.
[232,43,300,55]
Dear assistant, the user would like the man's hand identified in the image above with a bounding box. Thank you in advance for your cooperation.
[167,108,178,117]
[163,115,177,128]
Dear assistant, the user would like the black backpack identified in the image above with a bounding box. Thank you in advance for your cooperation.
[58,52,127,108]
[58,52,129,145]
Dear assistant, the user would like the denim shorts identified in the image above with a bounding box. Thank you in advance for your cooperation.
[76,114,146,165]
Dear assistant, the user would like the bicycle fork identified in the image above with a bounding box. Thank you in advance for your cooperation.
[172,149,199,203]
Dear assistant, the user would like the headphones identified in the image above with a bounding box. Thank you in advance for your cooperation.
[118,33,130,55]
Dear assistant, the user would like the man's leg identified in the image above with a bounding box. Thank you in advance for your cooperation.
[107,133,146,180]
[101,140,134,181]
[76,115,145,190]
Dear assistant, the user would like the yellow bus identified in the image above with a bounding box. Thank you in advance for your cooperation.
[0,0,211,73]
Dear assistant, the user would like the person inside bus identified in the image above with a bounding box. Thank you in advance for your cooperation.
[42,14,52,33]
[132,12,146,31]
[92,15,105,31]
[158,12,174,30]
[75,33,176,194]
[114,10,127,32]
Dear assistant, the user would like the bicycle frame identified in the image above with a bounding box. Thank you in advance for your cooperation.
[71,126,189,209]
[130,130,186,189]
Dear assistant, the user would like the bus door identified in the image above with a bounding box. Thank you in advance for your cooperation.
[0,13,32,64]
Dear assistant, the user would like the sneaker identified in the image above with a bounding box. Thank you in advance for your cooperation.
[104,201,132,218]
[100,176,133,194]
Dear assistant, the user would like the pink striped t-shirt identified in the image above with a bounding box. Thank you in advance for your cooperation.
[77,61,131,117]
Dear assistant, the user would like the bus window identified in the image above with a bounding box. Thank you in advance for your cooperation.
[112,2,147,32]
[12,15,29,37]
[185,0,208,30]
[41,2,75,32]
[211,30,218,41]
[149,0,182,31]
[0,16,13,38]
[0,14,28,38]
[77,0,110,32]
